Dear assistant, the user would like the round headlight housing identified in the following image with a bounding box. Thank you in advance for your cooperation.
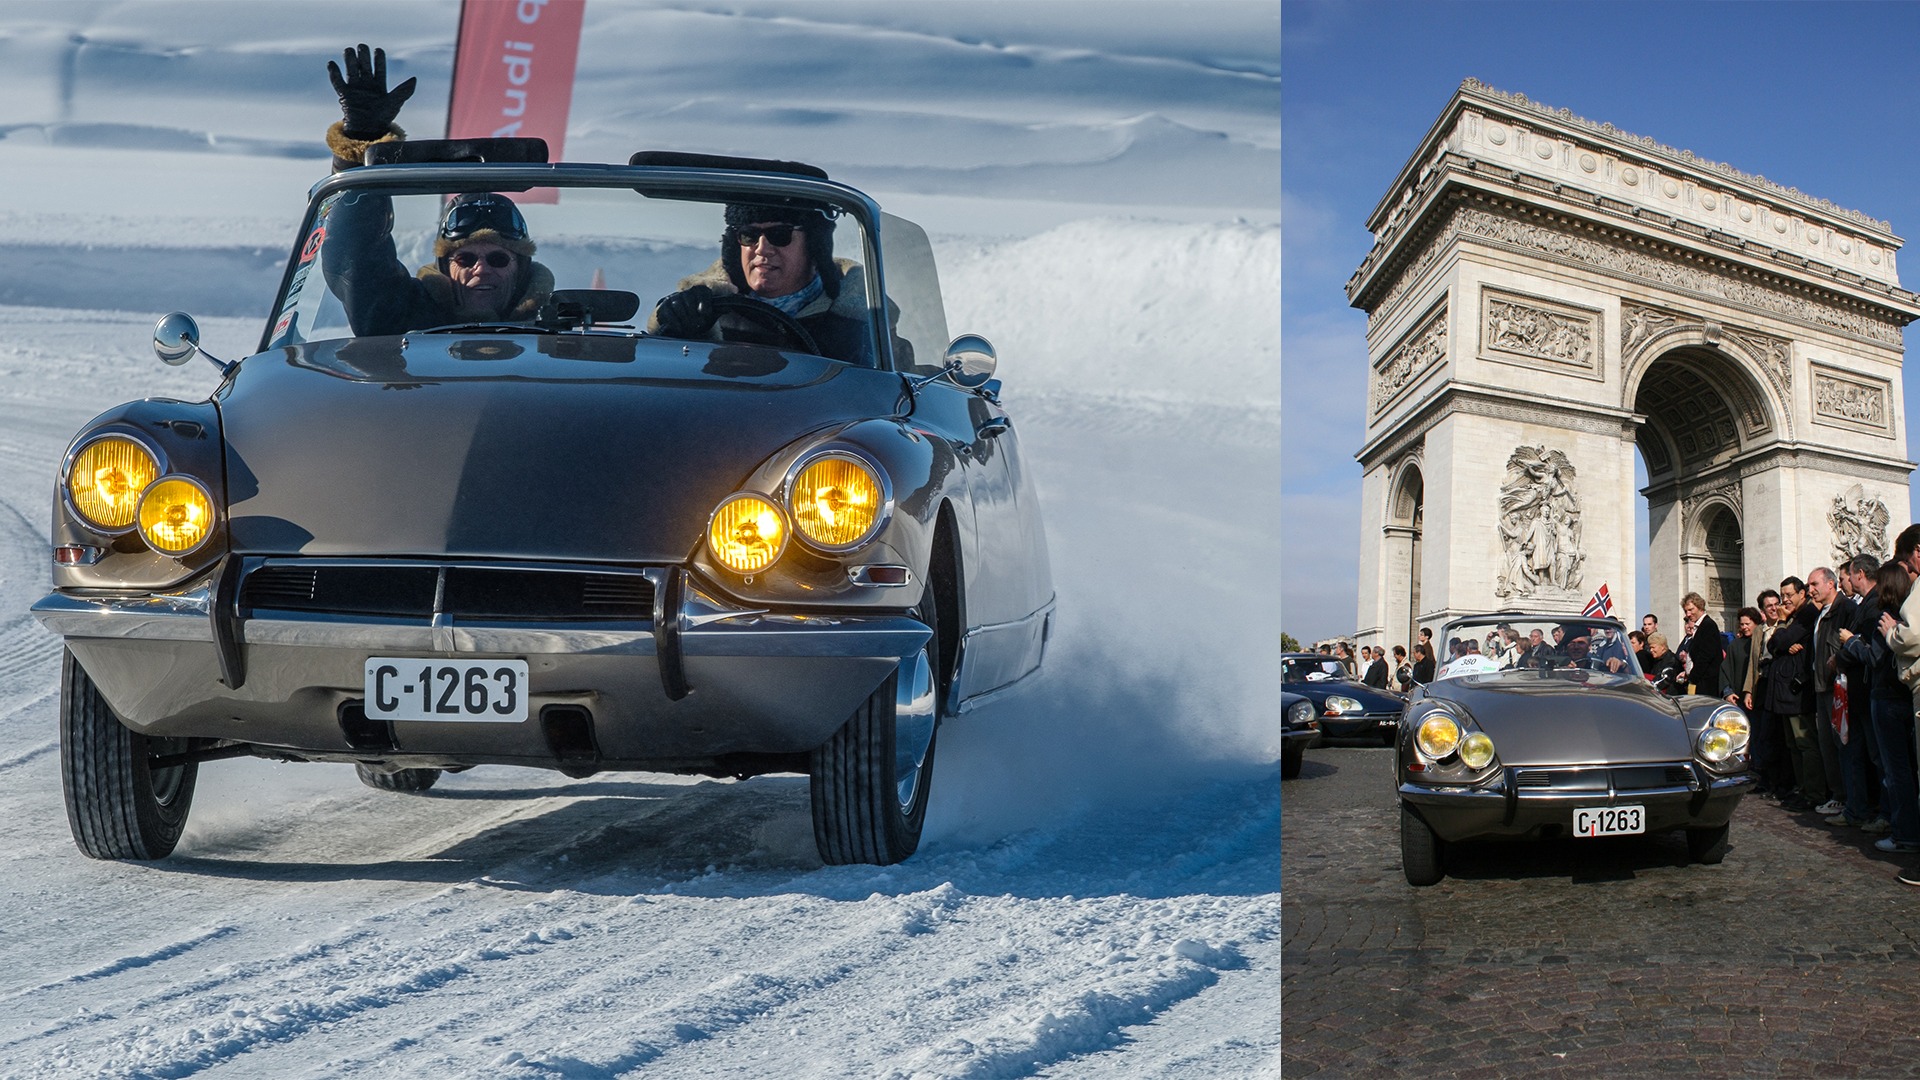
[1459,731,1497,770]
[1287,699,1315,726]
[1698,726,1736,763]
[1415,713,1463,759]
[788,452,887,550]
[68,435,161,531]
[1324,695,1363,716]
[707,493,787,575]
[1710,706,1751,752]
[136,476,216,556]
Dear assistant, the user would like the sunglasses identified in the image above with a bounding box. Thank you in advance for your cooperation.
[732,224,800,247]
[440,197,530,242]
[450,249,515,269]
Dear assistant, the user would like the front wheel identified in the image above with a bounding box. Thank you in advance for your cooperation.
[60,649,197,860]
[811,591,941,865]
[1400,804,1445,886]
[1282,742,1305,780]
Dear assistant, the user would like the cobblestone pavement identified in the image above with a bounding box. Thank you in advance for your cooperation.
[1283,744,1920,1078]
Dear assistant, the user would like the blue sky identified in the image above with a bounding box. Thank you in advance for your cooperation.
[1281,0,1920,644]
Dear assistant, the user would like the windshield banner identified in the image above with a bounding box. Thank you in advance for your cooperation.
[447,0,587,203]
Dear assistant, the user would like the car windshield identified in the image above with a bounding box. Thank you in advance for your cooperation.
[266,178,909,368]
[1431,616,1643,681]
[1283,657,1349,683]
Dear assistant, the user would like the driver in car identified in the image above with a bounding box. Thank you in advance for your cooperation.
[319,44,556,336]
[649,203,874,364]
[1559,627,1631,673]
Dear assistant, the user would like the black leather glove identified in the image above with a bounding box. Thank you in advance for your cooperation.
[328,44,417,139]
[653,286,719,339]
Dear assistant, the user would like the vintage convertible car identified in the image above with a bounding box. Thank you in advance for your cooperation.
[34,140,1053,867]
[1281,690,1319,780]
[1280,652,1402,745]
[1397,614,1751,886]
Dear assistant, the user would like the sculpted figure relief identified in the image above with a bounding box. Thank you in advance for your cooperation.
[1829,483,1890,563]
[1485,297,1594,367]
[1495,445,1585,598]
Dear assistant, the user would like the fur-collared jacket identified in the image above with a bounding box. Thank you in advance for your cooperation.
[648,259,873,366]
[319,121,555,337]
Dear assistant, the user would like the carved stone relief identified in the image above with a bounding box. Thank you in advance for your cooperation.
[1723,326,1793,400]
[1621,302,1682,357]
[1811,366,1892,435]
[1494,445,1585,599]
[1830,483,1891,562]
[1480,289,1599,374]
[1454,206,1904,345]
[1371,301,1448,416]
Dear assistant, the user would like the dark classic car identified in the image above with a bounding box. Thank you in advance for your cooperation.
[1282,690,1319,780]
[1280,652,1403,745]
[1396,614,1752,886]
[34,141,1054,867]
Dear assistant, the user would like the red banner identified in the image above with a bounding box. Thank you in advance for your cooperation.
[447,0,586,202]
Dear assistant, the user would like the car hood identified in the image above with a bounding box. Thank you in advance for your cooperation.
[218,335,902,562]
[1431,671,1691,765]
[1288,679,1402,712]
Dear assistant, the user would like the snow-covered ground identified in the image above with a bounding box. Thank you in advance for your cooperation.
[0,4,1279,1077]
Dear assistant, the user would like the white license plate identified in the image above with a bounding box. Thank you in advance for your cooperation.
[364,658,529,722]
[1573,805,1645,837]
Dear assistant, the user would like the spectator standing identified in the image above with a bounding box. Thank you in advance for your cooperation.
[1362,647,1390,689]
[1748,589,1790,797]
[1810,567,1856,818]
[1411,643,1435,685]
[1845,562,1910,845]
[1772,577,1823,813]
[1392,645,1412,692]
[1681,592,1724,697]
[1643,633,1682,693]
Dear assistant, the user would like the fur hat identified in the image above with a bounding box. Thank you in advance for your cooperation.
[721,202,840,298]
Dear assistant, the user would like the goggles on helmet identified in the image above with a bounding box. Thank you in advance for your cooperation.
[439,195,529,243]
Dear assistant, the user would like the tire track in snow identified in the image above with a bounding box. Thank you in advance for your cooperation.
[0,926,240,1004]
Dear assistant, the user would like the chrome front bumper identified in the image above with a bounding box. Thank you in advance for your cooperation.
[1399,764,1752,843]
[34,562,929,767]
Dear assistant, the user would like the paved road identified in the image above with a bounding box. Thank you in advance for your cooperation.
[1283,743,1920,1078]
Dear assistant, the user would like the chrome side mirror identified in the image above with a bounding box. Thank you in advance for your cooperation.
[941,334,997,389]
[152,311,233,375]
[153,312,200,365]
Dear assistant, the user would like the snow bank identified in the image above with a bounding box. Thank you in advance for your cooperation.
[938,219,1279,406]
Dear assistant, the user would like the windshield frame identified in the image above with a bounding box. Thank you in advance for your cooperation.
[1432,613,1642,682]
[261,163,895,365]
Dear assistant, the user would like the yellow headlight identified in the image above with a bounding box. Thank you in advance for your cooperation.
[1416,713,1462,759]
[790,454,884,549]
[708,493,787,574]
[1699,727,1736,762]
[1459,731,1496,770]
[137,477,216,555]
[69,436,160,530]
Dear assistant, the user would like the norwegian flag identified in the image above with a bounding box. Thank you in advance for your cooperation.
[1581,583,1614,618]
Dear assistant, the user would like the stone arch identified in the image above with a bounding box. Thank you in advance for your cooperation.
[1623,326,1787,482]
[1381,454,1425,653]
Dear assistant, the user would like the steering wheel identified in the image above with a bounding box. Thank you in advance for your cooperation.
[705,295,819,355]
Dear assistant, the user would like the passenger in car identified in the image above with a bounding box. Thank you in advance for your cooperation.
[318,45,556,335]
[649,203,875,365]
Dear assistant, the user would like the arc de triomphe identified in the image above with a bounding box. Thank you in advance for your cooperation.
[1352,80,1920,651]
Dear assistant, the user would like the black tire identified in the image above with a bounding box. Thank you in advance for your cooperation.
[1282,742,1304,780]
[811,587,942,866]
[1379,728,1398,748]
[355,764,442,792]
[60,649,197,860]
[1400,804,1445,886]
[1687,822,1730,865]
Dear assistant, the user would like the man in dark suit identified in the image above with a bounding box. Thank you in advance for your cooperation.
[1809,566,1860,823]
[1681,592,1724,697]
[1362,646,1390,689]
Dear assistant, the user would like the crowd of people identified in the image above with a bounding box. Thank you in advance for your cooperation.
[1726,528,1920,889]
[1309,523,1920,888]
